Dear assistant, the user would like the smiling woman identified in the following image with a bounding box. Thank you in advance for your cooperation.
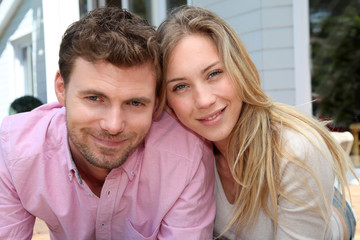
[157,5,357,239]
[166,34,242,147]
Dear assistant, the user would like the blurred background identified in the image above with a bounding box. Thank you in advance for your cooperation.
[1,0,360,239]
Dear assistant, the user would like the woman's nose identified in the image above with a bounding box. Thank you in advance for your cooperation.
[194,87,216,109]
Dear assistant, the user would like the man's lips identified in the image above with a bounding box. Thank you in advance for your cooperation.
[92,135,127,147]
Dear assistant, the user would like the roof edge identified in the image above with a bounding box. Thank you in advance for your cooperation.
[0,0,24,38]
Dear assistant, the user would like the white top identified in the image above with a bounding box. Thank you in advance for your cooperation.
[213,128,343,239]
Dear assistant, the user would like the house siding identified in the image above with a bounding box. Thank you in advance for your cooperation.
[0,0,45,120]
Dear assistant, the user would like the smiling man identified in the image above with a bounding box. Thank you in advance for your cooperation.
[0,7,215,239]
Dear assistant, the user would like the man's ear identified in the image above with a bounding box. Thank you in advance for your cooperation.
[55,71,66,107]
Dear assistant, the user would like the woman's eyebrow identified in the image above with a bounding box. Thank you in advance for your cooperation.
[166,61,221,85]
[167,77,185,85]
[201,61,220,74]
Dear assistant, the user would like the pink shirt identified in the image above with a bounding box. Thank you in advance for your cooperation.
[0,103,215,240]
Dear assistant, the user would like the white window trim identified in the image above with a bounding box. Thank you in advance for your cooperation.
[10,33,34,97]
[293,0,312,114]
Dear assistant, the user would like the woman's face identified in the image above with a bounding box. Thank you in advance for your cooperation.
[165,34,243,146]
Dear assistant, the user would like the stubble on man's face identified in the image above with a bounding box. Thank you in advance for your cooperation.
[68,125,146,170]
[61,58,156,171]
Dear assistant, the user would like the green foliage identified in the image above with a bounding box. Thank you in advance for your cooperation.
[311,0,360,127]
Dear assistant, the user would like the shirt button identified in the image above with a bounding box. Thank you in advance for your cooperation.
[131,171,134,175]
[107,190,111,197]
[101,223,105,227]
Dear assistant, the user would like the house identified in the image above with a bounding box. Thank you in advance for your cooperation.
[0,0,311,120]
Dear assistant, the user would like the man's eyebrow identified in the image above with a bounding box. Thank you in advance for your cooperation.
[128,97,152,104]
[166,61,221,85]
[79,90,152,103]
[79,89,108,98]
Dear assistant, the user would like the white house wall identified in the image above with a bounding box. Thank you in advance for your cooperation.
[191,0,312,114]
[42,0,79,103]
[0,0,46,120]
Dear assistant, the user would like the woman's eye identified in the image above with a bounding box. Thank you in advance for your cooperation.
[209,70,222,79]
[173,84,186,92]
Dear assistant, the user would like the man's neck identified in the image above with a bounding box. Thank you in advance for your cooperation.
[76,163,107,197]
[69,140,109,197]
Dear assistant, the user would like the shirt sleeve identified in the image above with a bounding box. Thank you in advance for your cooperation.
[275,130,335,239]
[0,133,35,239]
[158,140,216,240]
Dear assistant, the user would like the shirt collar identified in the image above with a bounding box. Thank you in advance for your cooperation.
[117,141,144,181]
[64,137,83,184]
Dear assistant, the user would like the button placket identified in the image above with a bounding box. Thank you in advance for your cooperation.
[95,171,125,240]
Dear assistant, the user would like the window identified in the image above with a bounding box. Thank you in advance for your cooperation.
[11,34,37,97]
[166,0,186,13]
[79,0,122,18]
[21,44,35,95]
[79,0,187,25]
[128,0,151,22]
[106,0,122,7]
[79,0,91,18]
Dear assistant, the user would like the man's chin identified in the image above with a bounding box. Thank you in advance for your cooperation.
[88,147,134,169]
[86,157,125,170]
[83,136,144,169]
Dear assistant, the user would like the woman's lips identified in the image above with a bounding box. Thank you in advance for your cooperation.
[198,107,226,124]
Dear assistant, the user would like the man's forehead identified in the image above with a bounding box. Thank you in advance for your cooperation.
[68,59,156,101]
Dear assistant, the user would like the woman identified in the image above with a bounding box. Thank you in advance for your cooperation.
[157,6,357,239]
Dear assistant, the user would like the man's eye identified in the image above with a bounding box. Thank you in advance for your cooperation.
[130,101,142,107]
[87,96,99,101]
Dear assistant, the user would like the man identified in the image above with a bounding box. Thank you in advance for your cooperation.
[8,95,43,115]
[0,7,215,239]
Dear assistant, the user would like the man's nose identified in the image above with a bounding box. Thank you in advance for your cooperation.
[100,107,125,135]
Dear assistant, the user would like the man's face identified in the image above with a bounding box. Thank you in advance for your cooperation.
[56,58,157,170]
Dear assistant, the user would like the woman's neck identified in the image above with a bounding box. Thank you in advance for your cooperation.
[213,138,228,158]
[214,145,237,204]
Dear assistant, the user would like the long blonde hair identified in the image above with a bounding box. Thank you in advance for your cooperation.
[157,5,355,236]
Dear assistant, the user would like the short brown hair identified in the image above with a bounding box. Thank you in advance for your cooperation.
[58,7,161,95]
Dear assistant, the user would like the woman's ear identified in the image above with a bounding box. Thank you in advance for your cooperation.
[54,71,66,107]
